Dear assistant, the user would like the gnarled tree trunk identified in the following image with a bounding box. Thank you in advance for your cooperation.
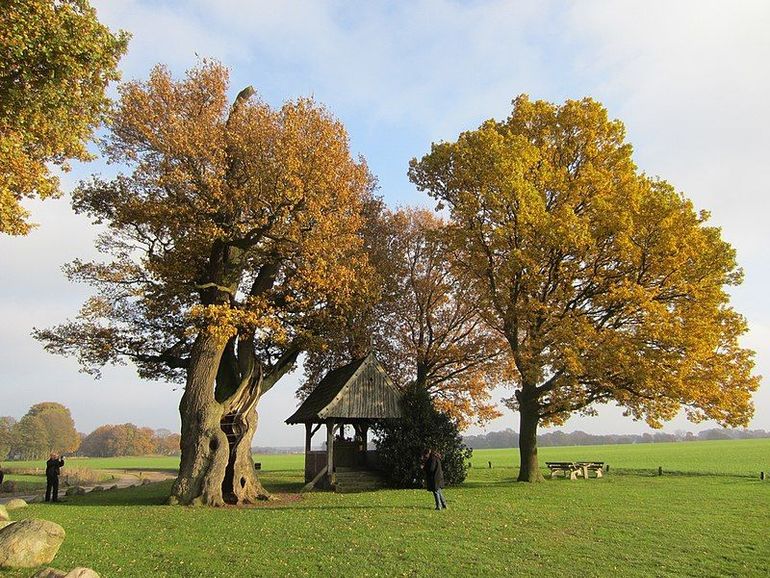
[171,327,300,506]
[171,332,230,506]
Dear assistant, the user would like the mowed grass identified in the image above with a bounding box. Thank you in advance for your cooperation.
[1,440,769,577]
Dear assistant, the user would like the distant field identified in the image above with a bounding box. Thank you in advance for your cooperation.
[473,438,770,477]
[5,439,769,480]
[4,453,303,473]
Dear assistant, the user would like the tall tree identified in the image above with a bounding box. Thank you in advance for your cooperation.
[304,206,507,428]
[27,402,80,455]
[79,423,154,457]
[11,413,49,460]
[0,0,128,235]
[409,95,759,481]
[34,62,373,505]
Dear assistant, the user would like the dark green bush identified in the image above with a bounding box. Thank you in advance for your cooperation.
[373,385,472,488]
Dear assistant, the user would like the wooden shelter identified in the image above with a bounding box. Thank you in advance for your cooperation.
[285,351,403,490]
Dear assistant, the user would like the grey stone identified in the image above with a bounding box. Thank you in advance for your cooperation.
[5,498,28,510]
[0,518,65,568]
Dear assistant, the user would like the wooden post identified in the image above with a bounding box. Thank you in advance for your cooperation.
[658,466,663,476]
[761,471,765,481]
[305,423,312,454]
[326,419,335,488]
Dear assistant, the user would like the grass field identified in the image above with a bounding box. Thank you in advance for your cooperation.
[1,439,769,577]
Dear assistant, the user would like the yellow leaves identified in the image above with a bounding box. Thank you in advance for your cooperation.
[0,0,128,234]
[411,93,758,430]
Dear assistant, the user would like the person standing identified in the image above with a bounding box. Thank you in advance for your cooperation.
[45,452,64,502]
[423,448,447,510]
[0,463,4,487]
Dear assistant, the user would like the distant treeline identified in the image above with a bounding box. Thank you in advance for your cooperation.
[1,402,181,460]
[464,428,770,449]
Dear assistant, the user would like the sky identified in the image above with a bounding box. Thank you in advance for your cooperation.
[1,0,769,447]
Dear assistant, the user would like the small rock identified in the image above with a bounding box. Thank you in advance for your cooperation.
[31,568,66,578]
[0,518,65,568]
[141,479,152,486]
[0,481,16,493]
[5,498,28,510]
[28,495,44,504]
[90,486,104,493]
[0,504,9,521]
[65,486,86,497]
[108,485,118,491]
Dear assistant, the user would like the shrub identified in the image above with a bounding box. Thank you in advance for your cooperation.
[373,385,472,488]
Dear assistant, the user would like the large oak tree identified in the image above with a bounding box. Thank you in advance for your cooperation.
[409,95,759,481]
[35,62,373,505]
[0,0,128,235]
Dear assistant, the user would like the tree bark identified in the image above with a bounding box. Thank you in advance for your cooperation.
[171,331,230,506]
[517,395,544,482]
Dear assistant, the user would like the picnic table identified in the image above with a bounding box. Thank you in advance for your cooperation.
[546,461,605,480]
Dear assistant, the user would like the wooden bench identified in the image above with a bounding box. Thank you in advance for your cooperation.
[545,462,583,480]
[575,461,604,478]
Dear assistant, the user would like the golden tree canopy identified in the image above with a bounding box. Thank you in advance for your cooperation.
[409,95,759,430]
[0,0,128,235]
[36,61,374,391]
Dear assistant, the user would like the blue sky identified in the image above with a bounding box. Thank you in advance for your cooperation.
[1,0,769,446]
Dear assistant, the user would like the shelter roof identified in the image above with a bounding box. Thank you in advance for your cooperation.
[285,352,402,424]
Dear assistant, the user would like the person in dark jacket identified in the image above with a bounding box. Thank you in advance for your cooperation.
[0,463,4,486]
[422,449,447,510]
[45,452,65,502]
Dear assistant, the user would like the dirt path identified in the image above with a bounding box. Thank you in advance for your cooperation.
[0,469,176,505]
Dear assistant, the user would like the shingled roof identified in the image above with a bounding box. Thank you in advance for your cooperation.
[285,352,403,424]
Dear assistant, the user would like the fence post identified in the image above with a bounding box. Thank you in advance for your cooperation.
[658,466,663,476]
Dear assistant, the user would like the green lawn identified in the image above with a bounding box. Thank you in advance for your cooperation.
[1,440,769,577]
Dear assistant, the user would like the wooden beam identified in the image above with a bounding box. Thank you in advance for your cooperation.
[302,465,328,492]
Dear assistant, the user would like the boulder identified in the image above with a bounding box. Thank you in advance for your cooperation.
[108,485,118,491]
[1,481,16,493]
[5,498,28,510]
[0,518,65,568]
[65,486,86,497]
[0,504,9,521]
[90,486,104,493]
[141,479,152,486]
[0,521,13,530]
[28,495,44,503]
